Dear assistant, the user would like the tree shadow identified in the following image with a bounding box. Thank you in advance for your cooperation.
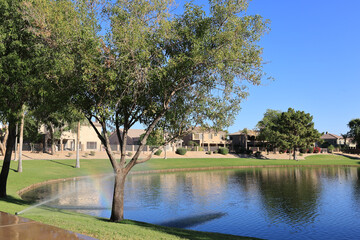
[334,153,360,159]
[0,163,18,172]
[0,195,31,206]
[96,217,261,240]
[47,160,75,168]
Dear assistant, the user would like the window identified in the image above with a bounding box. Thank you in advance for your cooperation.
[193,133,202,140]
[87,142,97,150]
[209,134,213,139]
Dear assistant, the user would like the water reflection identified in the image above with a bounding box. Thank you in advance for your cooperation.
[21,167,360,240]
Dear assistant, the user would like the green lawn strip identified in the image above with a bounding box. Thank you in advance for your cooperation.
[0,154,358,239]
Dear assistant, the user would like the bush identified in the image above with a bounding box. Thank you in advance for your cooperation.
[255,151,262,158]
[176,148,187,155]
[218,147,229,155]
[328,145,335,153]
[127,152,133,157]
[66,152,73,157]
[279,149,288,154]
[198,147,204,151]
[206,151,212,155]
[247,149,253,155]
[89,151,95,156]
[299,148,308,153]
[154,149,162,156]
[313,147,321,153]
[308,147,314,153]
[84,152,88,157]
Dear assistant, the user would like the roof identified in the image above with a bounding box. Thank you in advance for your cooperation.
[321,133,342,140]
[190,126,226,134]
[229,130,259,136]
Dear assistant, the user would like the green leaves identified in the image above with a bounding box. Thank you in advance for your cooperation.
[257,108,321,153]
[347,119,360,147]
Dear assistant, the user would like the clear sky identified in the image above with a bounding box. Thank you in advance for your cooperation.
[133,0,360,135]
[222,0,360,135]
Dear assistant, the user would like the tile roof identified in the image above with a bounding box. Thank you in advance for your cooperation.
[321,133,342,139]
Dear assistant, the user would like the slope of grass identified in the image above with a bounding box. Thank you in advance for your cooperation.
[0,154,359,239]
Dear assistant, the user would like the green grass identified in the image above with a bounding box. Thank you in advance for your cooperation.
[1,153,359,239]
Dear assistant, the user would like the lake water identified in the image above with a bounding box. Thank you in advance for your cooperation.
[21,167,360,239]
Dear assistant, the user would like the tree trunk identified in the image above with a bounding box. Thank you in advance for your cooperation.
[18,110,25,173]
[110,172,127,222]
[49,124,54,155]
[13,124,18,161]
[293,147,297,161]
[75,121,80,168]
[0,119,16,198]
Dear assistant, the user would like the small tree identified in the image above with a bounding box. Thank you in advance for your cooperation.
[347,119,360,148]
[258,108,321,160]
[256,109,282,151]
[327,145,335,153]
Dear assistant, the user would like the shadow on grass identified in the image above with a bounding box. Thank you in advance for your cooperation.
[47,160,75,168]
[0,195,31,206]
[96,217,261,240]
[334,153,360,160]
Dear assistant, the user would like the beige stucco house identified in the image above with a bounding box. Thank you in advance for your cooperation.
[182,127,230,151]
[41,122,103,152]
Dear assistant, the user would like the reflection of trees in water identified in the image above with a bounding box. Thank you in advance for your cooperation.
[126,171,230,208]
[352,168,360,206]
[256,168,321,226]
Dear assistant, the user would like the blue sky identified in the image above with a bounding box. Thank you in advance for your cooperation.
[221,0,360,135]
[134,0,360,135]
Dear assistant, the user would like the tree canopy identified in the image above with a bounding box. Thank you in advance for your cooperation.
[347,119,360,148]
[257,108,321,159]
[21,0,270,221]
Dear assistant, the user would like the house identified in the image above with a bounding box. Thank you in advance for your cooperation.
[108,129,145,151]
[320,132,356,148]
[109,129,182,153]
[182,127,229,151]
[228,130,261,152]
[40,122,103,152]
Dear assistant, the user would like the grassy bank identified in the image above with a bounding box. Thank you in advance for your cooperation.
[0,154,359,239]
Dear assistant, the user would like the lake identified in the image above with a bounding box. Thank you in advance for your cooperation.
[21,167,360,239]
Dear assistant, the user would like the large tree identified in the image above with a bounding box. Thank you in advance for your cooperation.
[24,0,270,222]
[258,108,321,160]
[347,119,360,148]
[0,0,49,197]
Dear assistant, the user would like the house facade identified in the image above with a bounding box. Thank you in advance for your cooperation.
[182,127,230,151]
[320,132,356,148]
[41,122,103,152]
[228,130,261,152]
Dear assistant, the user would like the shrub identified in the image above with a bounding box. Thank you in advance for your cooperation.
[313,147,321,153]
[255,151,262,158]
[247,149,253,155]
[154,149,162,156]
[328,145,335,153]
[198,147,204,151]
[84,152,88,157]
[127,152,133,157]
[176,148,187,155]
[89,151,95,156]
[308,147,314,153]
[206,151,212,155]
[299,148,308,153]
[218,147,229,155]
[66,152,73,157]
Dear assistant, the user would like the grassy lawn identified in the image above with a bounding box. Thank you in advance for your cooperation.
[0,154,359,239]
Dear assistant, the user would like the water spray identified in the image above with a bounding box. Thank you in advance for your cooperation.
[16,173,115,215]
